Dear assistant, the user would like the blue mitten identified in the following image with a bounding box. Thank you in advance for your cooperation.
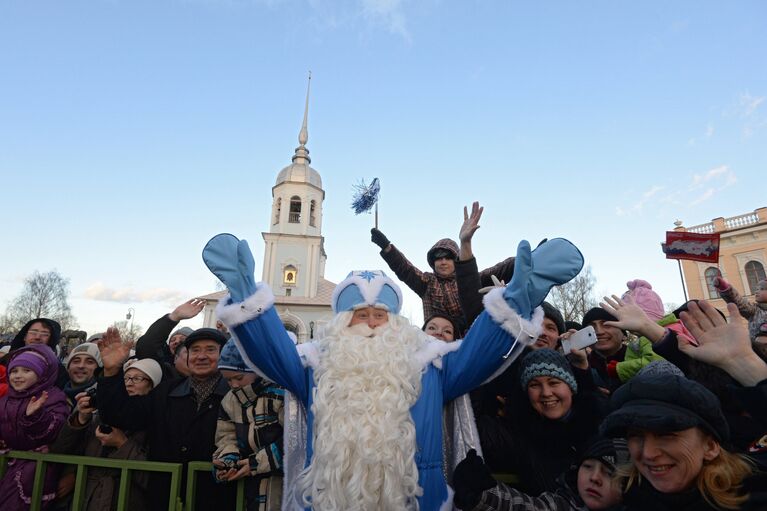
[503,238,584,319]
[202,233,257,303]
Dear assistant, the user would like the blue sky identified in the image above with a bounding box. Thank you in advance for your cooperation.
[2,0,765,334]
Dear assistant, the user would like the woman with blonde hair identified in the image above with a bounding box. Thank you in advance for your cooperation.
[600,368,766,510]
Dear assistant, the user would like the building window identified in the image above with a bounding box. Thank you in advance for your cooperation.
[274,198,281,225]
[309,200,316,227]
[704,267,722,299]
[285,288,291,296]
[289,196,301,223]
[283,265,297,286]
[745,260,766,294]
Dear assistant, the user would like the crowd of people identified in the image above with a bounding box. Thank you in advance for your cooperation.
[0,201,766,511]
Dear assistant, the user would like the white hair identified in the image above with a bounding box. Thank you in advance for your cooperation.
[295,311,425,510]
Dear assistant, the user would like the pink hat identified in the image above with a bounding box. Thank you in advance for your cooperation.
[623,279,665,322]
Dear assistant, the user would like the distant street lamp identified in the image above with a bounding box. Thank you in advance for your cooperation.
[309,321,315,339]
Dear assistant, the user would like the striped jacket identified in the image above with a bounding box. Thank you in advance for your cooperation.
[214,379,285,511]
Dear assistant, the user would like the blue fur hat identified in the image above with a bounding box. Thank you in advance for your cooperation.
[217,338,254,373]
[331,270,403,314]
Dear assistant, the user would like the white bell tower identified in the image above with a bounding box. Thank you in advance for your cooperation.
[262,74,327,299]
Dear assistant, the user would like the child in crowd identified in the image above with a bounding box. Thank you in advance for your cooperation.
[213,339,285,511]
[452,435,628,511]
[715,276,767,343]
[0,344,69,509]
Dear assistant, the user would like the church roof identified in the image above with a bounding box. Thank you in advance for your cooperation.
[275,162,322,189]
[198,277,336,307]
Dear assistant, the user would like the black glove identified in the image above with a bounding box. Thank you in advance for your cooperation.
[452,449,497,510]
[370,228,391,250]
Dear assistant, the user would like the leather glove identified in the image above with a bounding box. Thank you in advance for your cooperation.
[452,449,496,510]
[202,233,257,303]
[503,238,584,319]
[370,228,391,250]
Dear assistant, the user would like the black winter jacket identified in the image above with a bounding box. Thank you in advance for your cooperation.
[97,371,235,511]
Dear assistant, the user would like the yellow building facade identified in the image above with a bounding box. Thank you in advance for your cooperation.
[674,207,767,310]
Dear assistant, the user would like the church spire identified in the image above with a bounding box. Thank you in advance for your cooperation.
[292,72,312,164]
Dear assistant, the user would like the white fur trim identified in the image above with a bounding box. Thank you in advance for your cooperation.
[483,287,544,345]
[413,337,463,370]
[440,485,455,511]
[215,284,275,328]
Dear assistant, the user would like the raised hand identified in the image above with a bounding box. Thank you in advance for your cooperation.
[600,295,666,342]
[98,326,131,376]
[713,276,731,292]
[202,234,257,303]
[503,238,584,319]
[678,301,767,385]
[459,202,483,244]
[26,390,49,416]
[169,298,206,322]
[370,228,391,250]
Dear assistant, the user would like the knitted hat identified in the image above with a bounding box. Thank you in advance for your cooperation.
[217,338,254,373]
[123,358,163,388]
[168,326,194,341]
[426,239,459,269]
[637,360,685,379]
[182,328,228,350]
[519,349,578,394]
[86,333,104,343]
[578,436,630,473]
[622,279,664,322]
[601,372,729,442]
[581,307,617,327]
[564,320,582,331]
[331,270,403,314]
[541,301,565,334]
[67,342,103,368]
[9,350,49,378]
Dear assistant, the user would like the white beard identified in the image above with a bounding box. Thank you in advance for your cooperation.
[295,312,425,510]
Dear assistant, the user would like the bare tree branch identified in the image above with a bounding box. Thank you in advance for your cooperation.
[549,265,598,323]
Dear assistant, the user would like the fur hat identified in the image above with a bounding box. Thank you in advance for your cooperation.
[623,279,664,321]
[601,372,729,442]
[217,338,254,373]
[426,239,459,269]
[541,301,565,334]
[519,349,578,394]
[182,328,228,350]
[123,357,163,388]
[67,342,103,368]
[332,270,403,314]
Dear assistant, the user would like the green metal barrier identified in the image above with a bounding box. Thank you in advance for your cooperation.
[0,450,183,511]
[185,461,245,511]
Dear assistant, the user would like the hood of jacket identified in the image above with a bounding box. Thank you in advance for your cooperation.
[11,317,62,352]
[427,238,459,271]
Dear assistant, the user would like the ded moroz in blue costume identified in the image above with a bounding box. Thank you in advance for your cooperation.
[202,233,584,511]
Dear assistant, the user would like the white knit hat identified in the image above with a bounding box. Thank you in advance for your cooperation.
[123,358,163,388]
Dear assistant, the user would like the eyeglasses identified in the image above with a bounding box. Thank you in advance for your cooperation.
[124,376,150,384]
[27,329,51,338]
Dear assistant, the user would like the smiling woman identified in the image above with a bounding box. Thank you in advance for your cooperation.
[601,372,763,510]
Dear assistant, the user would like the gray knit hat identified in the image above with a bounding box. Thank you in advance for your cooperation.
[519,349,578,394]
[168,326,194,342]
